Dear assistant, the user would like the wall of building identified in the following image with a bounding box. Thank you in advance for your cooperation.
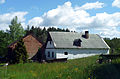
[45,48,109,60]
[46,41,55,49]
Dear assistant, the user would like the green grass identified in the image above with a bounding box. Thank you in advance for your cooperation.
[1,55,120,79]
[0,56,98,79]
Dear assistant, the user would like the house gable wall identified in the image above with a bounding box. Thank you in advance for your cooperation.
[46,41,54,49]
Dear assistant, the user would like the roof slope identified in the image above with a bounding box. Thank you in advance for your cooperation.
[49,32,110,49]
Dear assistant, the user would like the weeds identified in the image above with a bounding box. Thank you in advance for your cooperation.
[0,56,98,79]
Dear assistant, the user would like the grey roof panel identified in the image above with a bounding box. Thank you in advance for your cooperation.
[49,32,109,49]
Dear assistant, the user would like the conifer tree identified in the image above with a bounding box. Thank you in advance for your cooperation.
[10,39,28,64]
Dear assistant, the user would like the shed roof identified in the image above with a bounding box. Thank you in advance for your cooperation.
[49,32,110,49]
[8,34,43,48]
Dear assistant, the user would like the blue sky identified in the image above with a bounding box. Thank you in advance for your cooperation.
[0,0,120,38]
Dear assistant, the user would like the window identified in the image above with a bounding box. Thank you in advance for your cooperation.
[64,52,68,55]
[73,39,82,47]
[48,52,50,57]
[52,52,54,58]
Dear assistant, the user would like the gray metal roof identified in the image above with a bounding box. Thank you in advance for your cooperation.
[49,32,110,49]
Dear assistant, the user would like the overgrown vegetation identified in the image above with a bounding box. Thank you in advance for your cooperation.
[1,56,120,79]
[0,56,98,79]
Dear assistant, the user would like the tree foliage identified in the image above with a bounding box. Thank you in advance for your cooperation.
[0,31,10,57]
[8,39,28,64]
[0,16,25,58]
[8,16,25,41]
[25,26,70,44]
[104,38,120,54]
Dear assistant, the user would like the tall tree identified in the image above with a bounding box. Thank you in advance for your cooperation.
[8,16,25,41]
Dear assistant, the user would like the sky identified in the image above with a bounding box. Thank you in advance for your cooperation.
[0,0,120,38]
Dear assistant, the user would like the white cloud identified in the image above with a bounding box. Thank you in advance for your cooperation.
[28,1,117,29]
[89,12,120,28]
[28,17,43,27]
[28,1,120,38]
[75,1,104,10]
[0,12,28,30]
[98,27,120,38]
[28,1,91,27]
[112,0,120,8]
[0,0,5,4]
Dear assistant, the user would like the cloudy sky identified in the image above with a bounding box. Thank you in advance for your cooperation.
[0,0,120,38]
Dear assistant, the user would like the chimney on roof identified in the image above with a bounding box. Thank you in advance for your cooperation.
[85,31,89,39]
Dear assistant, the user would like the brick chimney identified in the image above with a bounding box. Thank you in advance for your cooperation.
[85,31,89,39]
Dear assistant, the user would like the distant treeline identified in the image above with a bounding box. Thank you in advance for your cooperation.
[25,26,70,43]
[104,38,120,54]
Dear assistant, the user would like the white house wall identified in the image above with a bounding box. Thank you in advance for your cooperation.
[45,48,109,60]
[46,41,54,48]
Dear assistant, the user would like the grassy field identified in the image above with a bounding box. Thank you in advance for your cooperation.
[0,55,120,79]
[0,56,98,79]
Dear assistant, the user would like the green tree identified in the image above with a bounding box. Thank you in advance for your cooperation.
[9,39,28,64]
[8,16,25,41]
[0,31,10,57]
[104,38,120,54]
[25,26,70,44]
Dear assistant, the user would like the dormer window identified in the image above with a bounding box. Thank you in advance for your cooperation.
[73,39,82,47]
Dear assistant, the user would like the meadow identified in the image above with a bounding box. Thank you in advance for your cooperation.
[0,55,120,79]
[0,56,98,79]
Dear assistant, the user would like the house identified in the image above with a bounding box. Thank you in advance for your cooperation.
[45,31,110,60]
[8,34,43,60]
